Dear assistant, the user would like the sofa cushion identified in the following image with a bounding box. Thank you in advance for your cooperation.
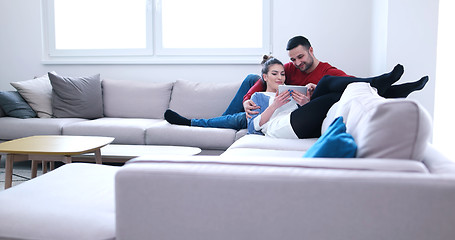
[102,79,173,119]
[304,116,357,158]
[0,91,37,119]
[0,163,117,240]
[145,121,238,150]
[229,134,318,152]
[168,80,241,119]
[10,72,54,118]
[0,117,86,140]
[322,82,432,161]
[49,72,103,119]
[63,118,164,144]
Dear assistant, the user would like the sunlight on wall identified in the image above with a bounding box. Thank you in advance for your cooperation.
[434,0,455,161]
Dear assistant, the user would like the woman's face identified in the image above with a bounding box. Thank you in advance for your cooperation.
[263,64,285,92]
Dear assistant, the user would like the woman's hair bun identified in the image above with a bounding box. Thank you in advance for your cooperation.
[261,54,273,64]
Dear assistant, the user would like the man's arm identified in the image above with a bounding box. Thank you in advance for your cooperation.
[243,79,266,118]
[243,79,265,102]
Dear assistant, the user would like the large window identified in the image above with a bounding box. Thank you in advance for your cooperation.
[41,0,271,64]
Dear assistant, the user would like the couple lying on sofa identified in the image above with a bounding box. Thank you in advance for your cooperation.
[165,37,428,138]
[165,55,428,139]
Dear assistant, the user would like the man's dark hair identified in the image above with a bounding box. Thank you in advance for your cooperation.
[286,36,311,51]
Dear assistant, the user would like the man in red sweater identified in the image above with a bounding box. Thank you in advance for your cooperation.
[243,36,351,118]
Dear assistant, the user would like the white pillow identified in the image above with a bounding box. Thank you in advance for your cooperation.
[168,80,241,119]
[322,82,432,161]
[10,73,55,118]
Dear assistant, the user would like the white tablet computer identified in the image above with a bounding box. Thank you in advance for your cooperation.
[278,85,307,95]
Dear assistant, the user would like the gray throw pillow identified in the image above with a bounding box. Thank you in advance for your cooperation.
[49,72,103,119]
[0,91,37,118]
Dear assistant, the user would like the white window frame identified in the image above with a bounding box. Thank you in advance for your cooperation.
[41,0,272,64]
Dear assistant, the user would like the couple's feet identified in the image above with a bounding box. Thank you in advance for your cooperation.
[164,109,191,126]
[372,64,429,98]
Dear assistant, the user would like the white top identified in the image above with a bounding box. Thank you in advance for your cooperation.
[248,92,299,139]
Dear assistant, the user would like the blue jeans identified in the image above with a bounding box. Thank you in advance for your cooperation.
[191,74,260,130]
[191,112,247,130]
[222,74,261,115]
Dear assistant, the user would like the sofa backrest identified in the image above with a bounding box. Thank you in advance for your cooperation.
[322,82,432,161]
[168,80,241,119]
[102,79,173,119]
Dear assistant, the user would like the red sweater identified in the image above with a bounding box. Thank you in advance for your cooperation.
[243,62,351,102]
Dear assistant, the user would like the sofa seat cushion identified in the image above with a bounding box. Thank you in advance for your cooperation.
[102,79,173,119]
[63,118,165,145]
[0,117,86,140]
[145,121,238,150]
[322,82,432,161]
[229,134,318,152]
[168,80,241,119]
[222,148,307,158]
[0,163,118,240]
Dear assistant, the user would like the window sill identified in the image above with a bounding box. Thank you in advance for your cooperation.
[41,55,264,65]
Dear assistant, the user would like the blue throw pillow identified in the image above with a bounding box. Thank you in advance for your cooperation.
[303,116,357,158]
[0,91,37,118]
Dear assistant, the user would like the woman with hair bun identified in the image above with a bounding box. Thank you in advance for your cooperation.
[164,55,282,130]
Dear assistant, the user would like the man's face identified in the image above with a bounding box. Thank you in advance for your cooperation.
[288,45,314,73]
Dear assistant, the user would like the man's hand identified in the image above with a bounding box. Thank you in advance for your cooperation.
[243,99,260,118]
[305,83,316,97]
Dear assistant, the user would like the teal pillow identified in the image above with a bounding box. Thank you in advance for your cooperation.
[0,91,37,119]
[303,116,357,158]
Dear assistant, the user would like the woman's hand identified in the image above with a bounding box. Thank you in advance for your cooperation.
[243,100,260,118]
[272,90,291,108]
[290,90,310,107]
[257,90,290,127]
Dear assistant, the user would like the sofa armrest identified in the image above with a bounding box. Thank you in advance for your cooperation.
[115,157,455,240]
[422,143,455,174]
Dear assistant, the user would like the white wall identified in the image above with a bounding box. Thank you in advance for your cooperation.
[386,0,439,118]
[0,0,439,117]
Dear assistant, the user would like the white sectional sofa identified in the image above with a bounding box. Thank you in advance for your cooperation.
[1,82,455,240]
[0,75,247,155]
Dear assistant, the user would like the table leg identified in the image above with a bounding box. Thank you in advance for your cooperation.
[94,148,102,164]
[31,161,38,178]
[5,154,14,189]
[42,161,48,174]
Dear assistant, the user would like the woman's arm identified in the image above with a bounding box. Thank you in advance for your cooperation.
[247,93,266,134]
[258,91,291,126]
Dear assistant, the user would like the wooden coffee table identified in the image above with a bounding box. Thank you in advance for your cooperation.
[0,135,115,189]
